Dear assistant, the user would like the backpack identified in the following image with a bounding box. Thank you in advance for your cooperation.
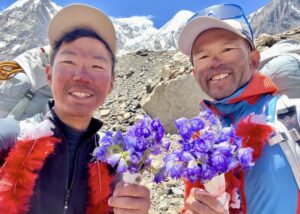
[259,39,300,99]
[268,95,300,189]
[0,46,52,121]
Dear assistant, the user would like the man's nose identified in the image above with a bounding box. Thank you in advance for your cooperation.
[209,55,223,69]
[73,65,91,82]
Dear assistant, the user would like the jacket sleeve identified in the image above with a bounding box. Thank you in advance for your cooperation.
[0,118,20,164]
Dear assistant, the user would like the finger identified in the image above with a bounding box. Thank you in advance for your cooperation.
[113,181,150,198]
[185,196,215,214]
[185,209,195,214]
[108,196,151,211]
[113,207,148,214]
[193,188,225,213]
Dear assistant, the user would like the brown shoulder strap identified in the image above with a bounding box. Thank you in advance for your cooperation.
[0,61,23,80]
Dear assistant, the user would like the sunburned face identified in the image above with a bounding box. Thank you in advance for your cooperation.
[46,37,114,130]
[191,28,260,100]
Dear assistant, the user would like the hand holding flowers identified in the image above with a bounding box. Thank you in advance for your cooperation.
[92,109,258,212]
[93,116,169,183]
[93,116,168,213]
[158,109,254,210]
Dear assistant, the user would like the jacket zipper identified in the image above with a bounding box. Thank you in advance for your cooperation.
[62,135,90,213]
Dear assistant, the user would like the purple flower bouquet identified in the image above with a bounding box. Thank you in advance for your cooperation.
[157,109,254,208]
[92,116,170,184]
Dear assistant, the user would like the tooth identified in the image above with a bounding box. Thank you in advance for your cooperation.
[71,92,91,97]
[212,73,229,80]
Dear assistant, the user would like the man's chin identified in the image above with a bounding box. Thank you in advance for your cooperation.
[209,90,235,100]
[71,111,93,118]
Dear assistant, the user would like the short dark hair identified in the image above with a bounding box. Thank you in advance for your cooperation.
[50,28,116,75]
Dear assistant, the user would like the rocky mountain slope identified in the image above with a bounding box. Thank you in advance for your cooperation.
[0,0,59,60]
[249,0,300,37]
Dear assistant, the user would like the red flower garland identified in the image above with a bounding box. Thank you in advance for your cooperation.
[236,114,274,162]
[87,162,113,214]
[0,136,114,214]
[0,136,60,214]
[225,114,274,213]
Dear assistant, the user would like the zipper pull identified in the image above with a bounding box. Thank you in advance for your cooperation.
[63,190,71,213]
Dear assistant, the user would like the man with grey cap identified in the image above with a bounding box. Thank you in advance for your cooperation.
[177,3,300,214]
[0,4,150,214]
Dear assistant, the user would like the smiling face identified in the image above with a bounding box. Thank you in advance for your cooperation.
[191,28,260,100]
[46,37,114,130]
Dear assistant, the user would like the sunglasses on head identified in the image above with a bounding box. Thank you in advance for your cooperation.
[188,4,254,42]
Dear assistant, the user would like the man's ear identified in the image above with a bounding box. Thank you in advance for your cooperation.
[192,67,196,76]
[45,64,52,86]
[109,75,115,93]
[249,50,261,70]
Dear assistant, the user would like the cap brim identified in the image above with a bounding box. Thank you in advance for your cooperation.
[48,4,116,55]
[178,16,248,56]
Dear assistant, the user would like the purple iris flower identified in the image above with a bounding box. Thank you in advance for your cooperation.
[107,154,122,167]
[128,163,139,173]
[193,138,210,153]
[154,167,167,183]
[154,131,164,143]
[181,152,195,162]
[164,153,180,163]
[166,162,184,179]
[182,141,193,151]
[150,146,161,155]
[151,119,163,131]
[93,115,167,183]
[94,147,107,161]
[190,117,205,132]
[112,130,124,145]
[209,151,229,173]
[129,154,140,164]
[186,164,202,182]
[237,148,254,170]
[99,131,114,148]
[116,158,127,173]
[213,142,233,157]
[232,136,243,151]
[174,118,193,140]
[193,151,209,164]
[201,164,217,181]
[141,126,151,138]
[160,109,254,184]
[201,130,218,145]
[162,141,170,151]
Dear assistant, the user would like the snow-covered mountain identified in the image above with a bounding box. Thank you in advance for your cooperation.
[114,10,194,54]
[0,0,195,60]
[144,10,194,51]
[0,0,194,60]
[249,0,300,37]
[113,16,158,55]
[0,0,60,60]
[3,0,299,60]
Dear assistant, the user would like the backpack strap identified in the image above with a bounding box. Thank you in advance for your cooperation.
[6,89,35,120]
[268,95,300,188]
[6,47,50,120]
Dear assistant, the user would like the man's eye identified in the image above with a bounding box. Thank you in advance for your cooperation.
[199,55,208,60]
[62,60,75,65]
[92,65,104,70]
[223,47,235,52]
